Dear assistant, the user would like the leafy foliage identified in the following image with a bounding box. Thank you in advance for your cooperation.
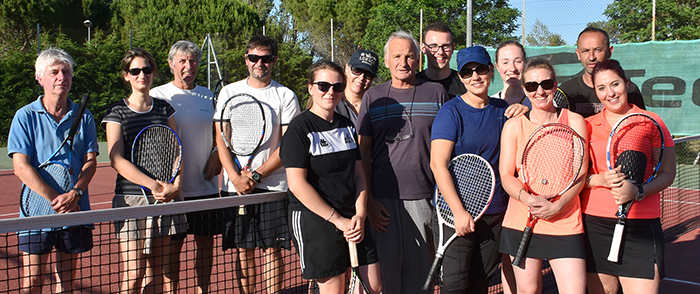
[525,20,567,47]
[605,0,700,42]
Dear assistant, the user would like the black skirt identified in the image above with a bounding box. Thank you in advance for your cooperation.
[583,214,664,279]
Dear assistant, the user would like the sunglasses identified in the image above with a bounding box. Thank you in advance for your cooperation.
[459,65,490,78]
[350,67,375,80]
[128,67,154,76]
[524,79,555,92]
[314,81,346,92]
[246,54,275,64]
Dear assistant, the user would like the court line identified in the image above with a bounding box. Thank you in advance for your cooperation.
[661,199,700,205]
[664,278,700,287]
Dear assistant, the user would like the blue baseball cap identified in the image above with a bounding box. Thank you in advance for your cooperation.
[348,49,379,77]
[457,46,492,73]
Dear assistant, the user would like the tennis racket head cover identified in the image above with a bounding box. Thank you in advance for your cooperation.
[20,162,73,217]
[521,123,585,197]
[435,153,496,227]
[606,113,665,185]
[219,93,272,157]
[131,124,182,183]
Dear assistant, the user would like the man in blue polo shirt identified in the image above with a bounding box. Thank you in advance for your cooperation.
[8,48,99,293]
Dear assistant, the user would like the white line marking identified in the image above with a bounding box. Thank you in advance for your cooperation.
[664,278,700,286]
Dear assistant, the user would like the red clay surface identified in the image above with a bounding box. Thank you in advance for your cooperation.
[0,164,698,293]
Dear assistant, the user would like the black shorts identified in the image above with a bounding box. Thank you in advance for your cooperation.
[432,212,504,292]
[289,204,379,280]
[500,227,585,259]
[18,226,93,255]
[221,190,291,250]
[583,214,665,279]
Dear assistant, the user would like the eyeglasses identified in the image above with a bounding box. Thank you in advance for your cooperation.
[128,67,154,76]
[424,43,453,53]
[459,65,490,78]
[350,67,375,80]
[385,112,414,142]
[314,81,346,92]
[246,54,275,64]
[524,79,555,92]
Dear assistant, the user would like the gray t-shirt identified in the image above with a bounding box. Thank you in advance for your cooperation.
[357,80,449,200]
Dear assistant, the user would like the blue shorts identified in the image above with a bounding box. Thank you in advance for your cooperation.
[18,226,93,255]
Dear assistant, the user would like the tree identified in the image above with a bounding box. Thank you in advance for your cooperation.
[586,20,621,44]
[525,20,567,47]
[357,0,519,80]
[604,0,700,42]
[285,0,519,76]
[0,0,111,52]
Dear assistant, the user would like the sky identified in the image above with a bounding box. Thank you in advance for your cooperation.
[508,0,613,45]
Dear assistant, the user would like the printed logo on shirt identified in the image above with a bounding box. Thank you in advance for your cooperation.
[307,126,357,156]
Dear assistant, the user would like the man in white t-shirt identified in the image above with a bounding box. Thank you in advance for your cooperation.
[150,40,222,293]
[214,35,300,294]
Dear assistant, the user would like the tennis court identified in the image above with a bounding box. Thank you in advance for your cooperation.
[0,135,699,293]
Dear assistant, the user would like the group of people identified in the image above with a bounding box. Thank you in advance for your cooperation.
[8,23,674,294]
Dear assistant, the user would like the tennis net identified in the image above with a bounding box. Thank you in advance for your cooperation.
[0,190,560,293]
[660,135,700,242]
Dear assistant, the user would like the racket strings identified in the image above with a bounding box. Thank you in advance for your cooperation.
[523,125,584,196]
[221,98,267,155]
[436,156,494,226]
[22,163,73,216]
[610,117,664,182]
[132,126,182,182]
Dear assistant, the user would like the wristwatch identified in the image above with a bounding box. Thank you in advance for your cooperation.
[251,170,262,183]
[71,187,84,199]
[634,184,645,201]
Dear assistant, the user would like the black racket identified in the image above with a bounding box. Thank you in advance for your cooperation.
[605,113,664,262]
[212,79,228,110]
[553,88,569,109]
[131,124,182,254]
[20,94,90,217]
[348,241,371,293]
[422,154,495,291]
[219,93,272,214]
[511,123,585,267]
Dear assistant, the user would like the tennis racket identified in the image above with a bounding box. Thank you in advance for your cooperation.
[131,124,182,254]
[422,154,495,291]
[553,88,569,109]
[219,93,272,214]
[348,241,371,294]
[307,280,319,294]
[511,123,585,267]
[20,94,90,217]
[605,113,664,262]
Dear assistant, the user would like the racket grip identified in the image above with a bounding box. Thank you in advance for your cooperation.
[607,223,625,262]
[512,226,533,267]
[422,255,443,291]
[144,216,153,255]
[348,241,360,268]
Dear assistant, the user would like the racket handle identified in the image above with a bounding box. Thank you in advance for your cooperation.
[68,94,90,138]
[144,215,153,254]
[607,223,625,262]
[348,241,360,268]
[422,255,443,291]
[512,226,533,267]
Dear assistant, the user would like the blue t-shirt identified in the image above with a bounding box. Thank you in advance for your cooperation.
[8,96,99,230]
[430,96,509,214]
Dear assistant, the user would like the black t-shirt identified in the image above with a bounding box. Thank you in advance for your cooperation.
[101,98,176,196]
[280,110,360,217]
[559,74,645,118]
[416,69,466,98]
